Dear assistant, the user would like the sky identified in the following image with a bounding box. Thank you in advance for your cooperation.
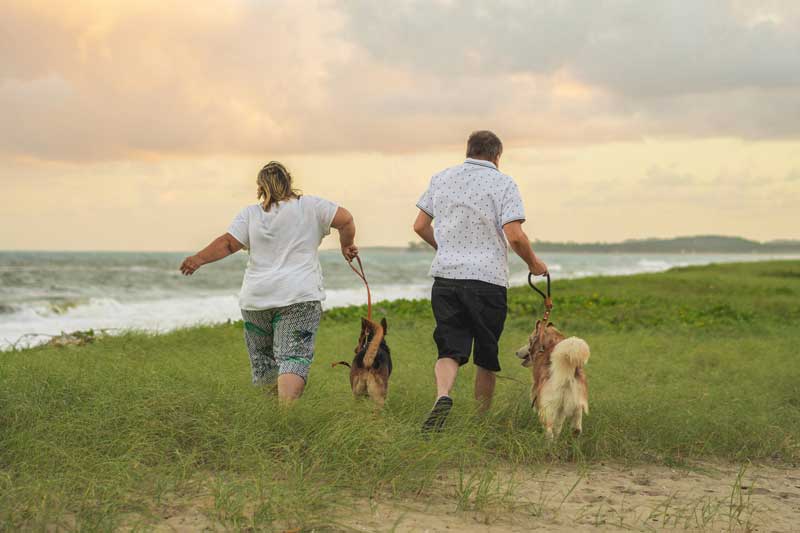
[1,0,799,251]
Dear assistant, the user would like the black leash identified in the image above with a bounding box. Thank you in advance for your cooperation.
[528,272,553,352]
[528,272,552,316]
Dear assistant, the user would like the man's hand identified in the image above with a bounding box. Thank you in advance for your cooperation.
[503,221,548,276]
[341,244,359,261]
[180,255,205,276]
[530,259,548,276]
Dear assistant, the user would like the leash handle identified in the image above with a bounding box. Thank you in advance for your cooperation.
[348,256,372,320]
[527,272,552,309]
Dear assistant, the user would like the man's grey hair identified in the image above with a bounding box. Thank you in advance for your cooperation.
[466,130,503,161]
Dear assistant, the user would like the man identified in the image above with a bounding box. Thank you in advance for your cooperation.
[413,130,548,432]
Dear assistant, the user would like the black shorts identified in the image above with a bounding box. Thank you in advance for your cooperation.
[431,277,508,372]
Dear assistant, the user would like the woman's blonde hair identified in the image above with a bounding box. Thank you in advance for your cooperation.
[256,161,300,210]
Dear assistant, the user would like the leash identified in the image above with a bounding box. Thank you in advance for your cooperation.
[348,256,372,320]
[528,272,552,340]
[495,374,528,385]
[528,272,552,314]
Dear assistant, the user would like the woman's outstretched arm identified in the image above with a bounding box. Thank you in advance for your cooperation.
[180,233,244,275]
[331,207,358,261]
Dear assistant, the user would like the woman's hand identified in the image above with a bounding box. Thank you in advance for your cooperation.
[341,244,359,262]
[180,255,205,275]
[179,234,243,276]
[332,207,358,262]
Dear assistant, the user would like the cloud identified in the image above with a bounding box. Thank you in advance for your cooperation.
[640,166,698,187]
[568,163,798,212]
[343,0,800,95]
[341,0,800,137]
[0,0,352,161]
[1,0,800,163]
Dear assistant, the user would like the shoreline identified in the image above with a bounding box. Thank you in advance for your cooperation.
[3,247,800,255]
[4,256,800,351]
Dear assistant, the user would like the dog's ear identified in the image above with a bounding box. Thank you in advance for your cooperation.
[361,317,371,331]
[381,317,388,335]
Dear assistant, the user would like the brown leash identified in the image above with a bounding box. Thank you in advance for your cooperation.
[348,256,372,320]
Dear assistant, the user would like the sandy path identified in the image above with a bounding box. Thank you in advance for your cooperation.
[132,462,800,532]
[337,462,800,532]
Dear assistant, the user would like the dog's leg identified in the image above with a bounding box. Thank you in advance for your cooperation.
[538,400,554,440]
[571,408,583,437]
[553,412,565,439]
[366,373,386,409]
[352,374,367,398]
[544,421,555,441]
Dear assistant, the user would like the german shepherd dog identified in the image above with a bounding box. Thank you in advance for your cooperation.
[516,320,590,439]
[333,317,392,407]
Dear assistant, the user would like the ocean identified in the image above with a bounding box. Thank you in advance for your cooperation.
[1,249,796,349]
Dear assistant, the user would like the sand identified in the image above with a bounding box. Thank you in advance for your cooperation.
[125,462,800,532]
[338,462,800,532]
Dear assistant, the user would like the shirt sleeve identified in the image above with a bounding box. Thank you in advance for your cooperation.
[416,178,435,218]
[312,196,339,236]
[227,207,250,248]
[501,181,526,226]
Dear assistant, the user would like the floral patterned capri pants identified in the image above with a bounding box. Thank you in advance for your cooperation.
[241,301,322,384]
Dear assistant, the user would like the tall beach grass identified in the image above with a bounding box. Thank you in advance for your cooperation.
[1,261,799,529]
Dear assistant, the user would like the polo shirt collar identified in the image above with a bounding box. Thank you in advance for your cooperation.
[464,158,497,170]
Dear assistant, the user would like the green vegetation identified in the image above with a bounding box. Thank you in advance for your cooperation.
[2,261,799,530]
[532,235,800,253]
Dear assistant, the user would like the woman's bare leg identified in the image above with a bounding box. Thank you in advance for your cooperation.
[277,373,305,404]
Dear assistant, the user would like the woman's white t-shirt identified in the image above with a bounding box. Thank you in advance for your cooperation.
[227,196,338,310]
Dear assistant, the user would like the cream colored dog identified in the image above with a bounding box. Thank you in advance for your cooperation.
[516,321,590,439]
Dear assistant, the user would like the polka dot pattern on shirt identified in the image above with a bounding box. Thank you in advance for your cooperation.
[416,158,526,287]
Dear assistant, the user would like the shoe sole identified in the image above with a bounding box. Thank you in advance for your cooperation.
[421,397,453,434]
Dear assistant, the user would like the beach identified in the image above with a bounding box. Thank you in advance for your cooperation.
[3,249,799,350]
[2,260,799,530]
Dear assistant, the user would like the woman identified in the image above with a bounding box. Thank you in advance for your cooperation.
[180,161,358,403]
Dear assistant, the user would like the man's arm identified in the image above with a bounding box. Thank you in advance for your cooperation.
[180,233,244,275]
[413,210,437,250]
[503,221,547,275]
[331,207,358,261]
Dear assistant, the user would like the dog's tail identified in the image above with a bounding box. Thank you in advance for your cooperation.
[331,361,351,368]
[550,337,590,383]
[362,319,385,368]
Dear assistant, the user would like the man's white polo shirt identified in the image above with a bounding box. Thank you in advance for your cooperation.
[416,158,526,287]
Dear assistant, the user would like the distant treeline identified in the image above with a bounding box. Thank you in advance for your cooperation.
[533,236,800,253]
[407,236,800,254]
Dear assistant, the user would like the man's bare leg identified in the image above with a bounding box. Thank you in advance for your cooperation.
[435,357,459,398]
[474,366,496,413]
[422,357,459,433]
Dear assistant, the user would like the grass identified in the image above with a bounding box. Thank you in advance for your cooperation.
[1,260,799,530]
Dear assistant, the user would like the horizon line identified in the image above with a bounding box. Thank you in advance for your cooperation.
[2,234,800,255]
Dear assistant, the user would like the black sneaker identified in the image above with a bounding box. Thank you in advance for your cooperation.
[421,396,453,434]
